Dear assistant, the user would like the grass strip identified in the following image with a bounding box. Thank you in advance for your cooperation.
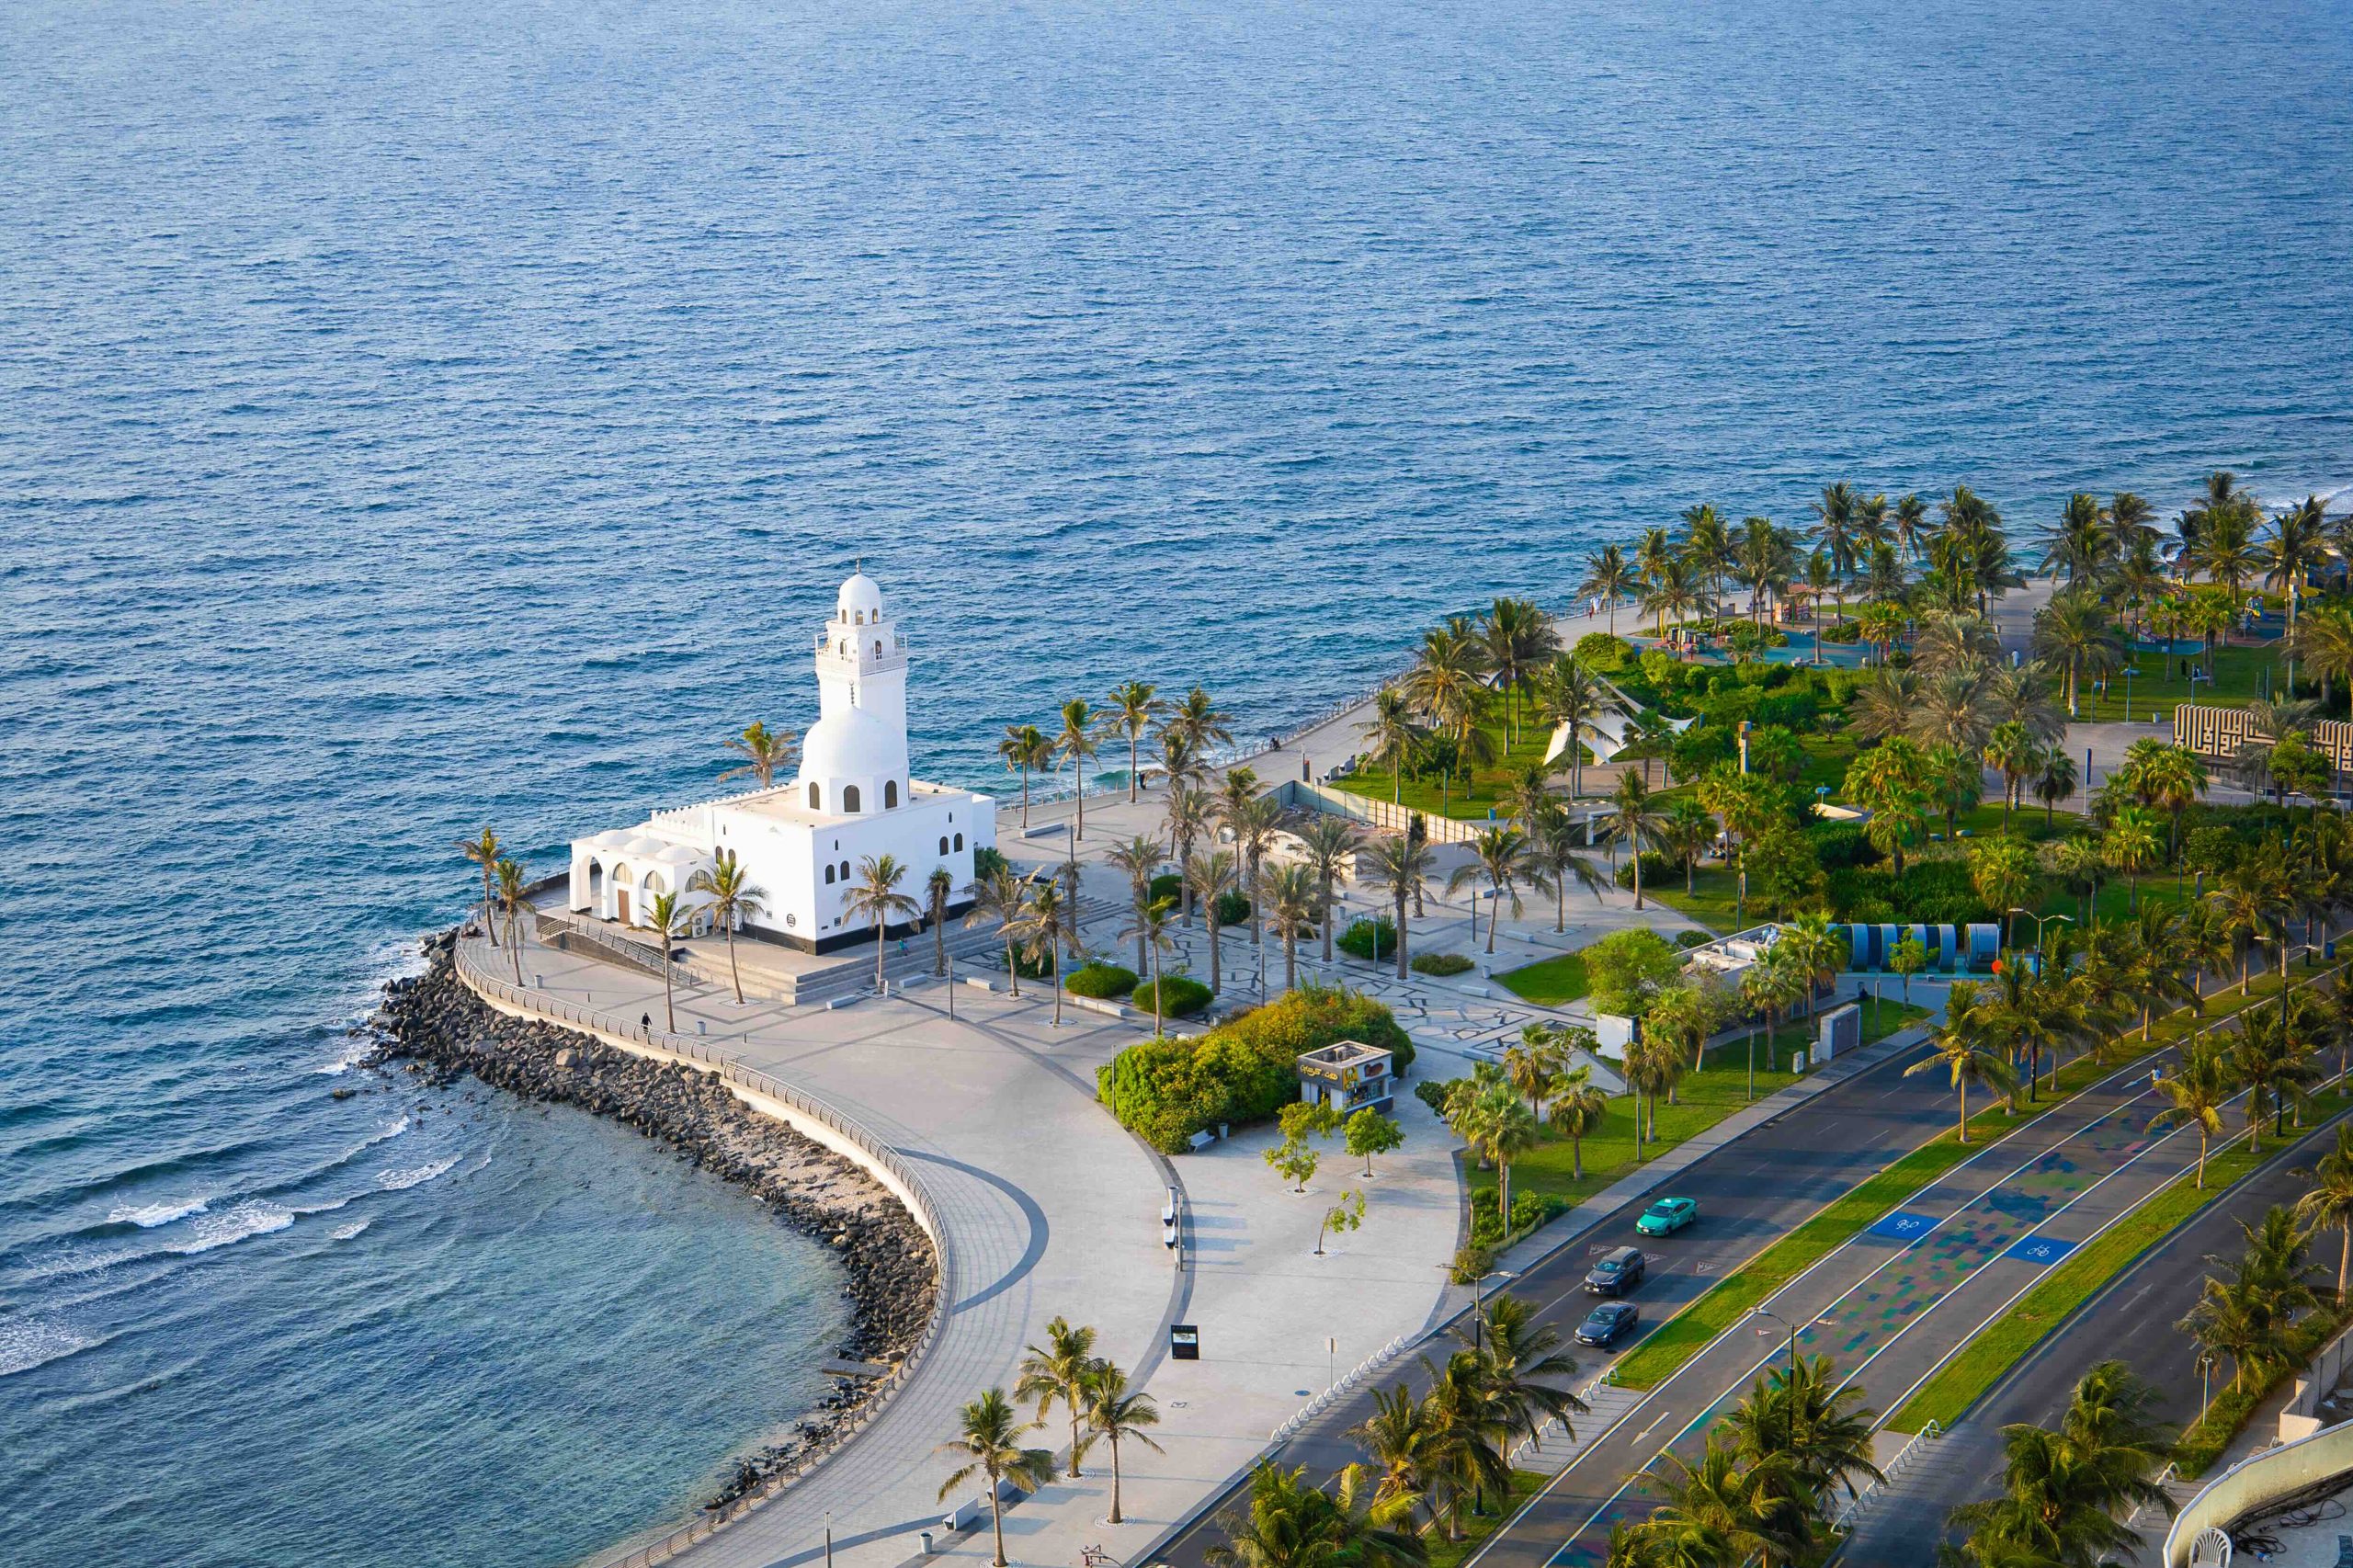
[1893,1085,2353,1438]
[1423,1470,1550,1568]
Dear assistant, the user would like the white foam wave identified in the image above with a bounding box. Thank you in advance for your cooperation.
[375,1156,458,1192]
[314,1037,371,1075]
[340,1115,409,1161]
[0,1320,99,1378]
[328,1220,370,1241]
[107,1197,209,1229]
[165,1199,295,1256]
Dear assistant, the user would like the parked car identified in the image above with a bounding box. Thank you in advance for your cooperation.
[1583,1244,1648,1296]
[1575,1301,1641,1347]
[1636,1197,1699,1237]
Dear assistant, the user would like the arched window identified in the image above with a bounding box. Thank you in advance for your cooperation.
[938,835,950,855]
[824,865,835,884]
[839,859,850,880]
[614,865,634,884]
[954,833,964,851]
[873,640,882,659]
[883,780,898,809]
[808,783,822,810]
[843,785,862,813]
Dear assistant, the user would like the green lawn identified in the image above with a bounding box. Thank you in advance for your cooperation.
[2068,641,2279,724]
[1495,951,1588,1007]
[1424,1470,1550,1568]
[1328,707,1565,822]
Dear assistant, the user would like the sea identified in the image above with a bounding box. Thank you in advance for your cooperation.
[3,0,2348,1563]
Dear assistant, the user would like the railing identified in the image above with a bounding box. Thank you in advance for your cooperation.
[1274,779,1492,845]
[1829,1421,1940,1534]
[448,937,953,1568]
[534,909,673,978]
[1267,1332,1415,1445]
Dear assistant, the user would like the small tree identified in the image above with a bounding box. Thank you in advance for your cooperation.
[1266,1136,1320,1193]
[1345,1107,1404,1176]
[1889,934,1927,1004]
[1316,1190,1366,1256]
[936,1390,1056,1568]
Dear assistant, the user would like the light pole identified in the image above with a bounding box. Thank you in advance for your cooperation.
[1752,1305,1829,1453]
[2196,1351,2218,1421]
[1471,1268,1518,1354]
[2007,908,2073,971]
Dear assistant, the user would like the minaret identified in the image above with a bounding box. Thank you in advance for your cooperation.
[797,569,911,812]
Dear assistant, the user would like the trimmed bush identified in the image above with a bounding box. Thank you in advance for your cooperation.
[1064,961,1140,1000]
[1572,632,1633,673]
[1338,916,1398,960]
[1097,984,1415,1153]
[1414,1079,1454,1116]
[1013,948,1052,980]
[1674,929,1712,949]
[1211,890,1251,927]
[1825,859,1985,926]
[1808,822,1878,870]
[1612,852,1674,891]
[1131,974,1212,1018]
[1411,951,1475,977]
[972,846,1009,879]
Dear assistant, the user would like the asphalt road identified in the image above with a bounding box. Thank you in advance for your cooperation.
[1846,1106,2353,1565]
[1145,1031,1950,1568]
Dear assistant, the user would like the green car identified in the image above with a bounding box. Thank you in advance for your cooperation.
[1635,1197,1698,1236]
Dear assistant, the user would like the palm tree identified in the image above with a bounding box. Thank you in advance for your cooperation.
[2266,496,2331,689]
[1348,1382,1442,1530]
[1007,878,1071,1025]
[1644,1433,1806,1568]
[1295,815,1363,962]
[1447,825,1536,953]
[998,723,1052,829]
[2103,806,2163,912]
[1267,863,1320,991]
[1419,1348,1516,1540]
[1463,1093,1541,1233]
[1947,1363,2174,1568]
[457,827,504,946]
[845,855,923,992]
[1209,1461,1427,1568]
[688,847,768,1003]
[1103,681,1165,803]
[925,866,956,978]
[1535,654,1613,799]
[1722,1352,1884,1505]
[2032,744,2078,827]
[1984,722,2037,826]
[1547,1065,1608,1180]
[721,720,800,790]
[1165,783,1213,922]
[963,864,1034,997]
[2290,602,2353,710]
[2030,591,2124,718]
[1600,769,1667,910]
[1163,685,1235,759]
[1361,831,1438,981]
[2231,1002,2319,1153]
[1224,789,1288,985]
[1013,1316,1098,1479]
[1641,554,1711,640]
[1481,596,1559,742]
[1057,698,1102,842]
[1462,1292,1588,1449]
[936,1389,1056,1568]
[645,889,692,1034]
[1847,667,1921,744]
[1527,803,1606,931]
[1904,983,2018,1142]
[492,857,532,983]
[1106,835,1164,973]
[1681,502,1735,610]
[1124,896,1179,1038]
[1580,545,1637,635]
[2153,1040,2234,1188]
[1186,849,1240,994]
[2296,1122,2353,1302]
[1082,1361,1165,1525]
[1358,688,1425,804]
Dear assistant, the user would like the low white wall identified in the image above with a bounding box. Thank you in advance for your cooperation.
[2165,1419,2353,1566]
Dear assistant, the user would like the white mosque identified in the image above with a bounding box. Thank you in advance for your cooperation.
[566,571,998,954]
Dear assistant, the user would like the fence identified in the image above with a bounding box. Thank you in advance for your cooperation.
[448,937,953,1568]
[1275,779,1494,846]
[1267,1331,1416,1445]
[1829,1421,1941,1535]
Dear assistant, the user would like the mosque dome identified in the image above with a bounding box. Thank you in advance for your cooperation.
[801,703,900,788]
[836,570,884,622]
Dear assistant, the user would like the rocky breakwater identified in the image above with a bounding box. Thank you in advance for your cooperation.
[368,932,938,1506]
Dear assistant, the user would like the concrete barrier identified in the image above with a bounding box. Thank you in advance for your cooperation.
[2164,1419,2353,1566]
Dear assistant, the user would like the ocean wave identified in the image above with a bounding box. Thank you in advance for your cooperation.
[107,1197,209,1229]
[341,1115,409,1160]
[375,1156,458,1192]
[165,1199,296,1256]
[0,1319,100,1378]
[329,1219,371,1241]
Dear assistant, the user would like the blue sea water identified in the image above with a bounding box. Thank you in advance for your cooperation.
[4,0,2350,1563]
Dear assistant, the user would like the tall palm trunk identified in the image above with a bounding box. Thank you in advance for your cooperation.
[1018,764,1031,827]
[1321,876,1336,961]
[1394,890,1411,981]
[662,951,676,1034]
[727,922,745,1003]
[1108,1437,1126,1525]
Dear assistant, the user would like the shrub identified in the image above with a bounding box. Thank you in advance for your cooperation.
[1131,974,1211,1018]
[1825,859,1985,926]
[1808,822,1879,870]
[1585,927,1686,1016]
[1613,852,1674,891]
[1818,619,1861,644]
[1450,1242,1497,1284]
[1338,916,1398,960]
[1573,632,1633,673]
[1415,1079,1457,1116]
[1149,871,1184,905]
[1064,961,1140,1000]
[1472,1187,1562,1233]
[1411,951,1475,977]
[1096,984,1415,1153]
[972,846,1009,879]
[1013,948,1052,980]
[1674,929,1712,949]
[1211,890,1251,927]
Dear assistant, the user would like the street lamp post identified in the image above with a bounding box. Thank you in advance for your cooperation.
[1471,1268,1518,1353]
[1753,1305,1831,1454]
[2196,1351,2218,1421]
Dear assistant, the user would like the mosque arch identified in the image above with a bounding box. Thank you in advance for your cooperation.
[954,833,964,851]
[809,783,822,810]
[824,865,835,884]
[843,785,862,813]
[884,780,898,809]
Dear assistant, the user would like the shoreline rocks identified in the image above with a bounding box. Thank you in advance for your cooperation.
[366,932,939,1508]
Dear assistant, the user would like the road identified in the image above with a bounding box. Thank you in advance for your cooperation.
[1843,1108,2353,1565]
[1487,1043,2236,1568]
[1143,1030,1950,1567]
